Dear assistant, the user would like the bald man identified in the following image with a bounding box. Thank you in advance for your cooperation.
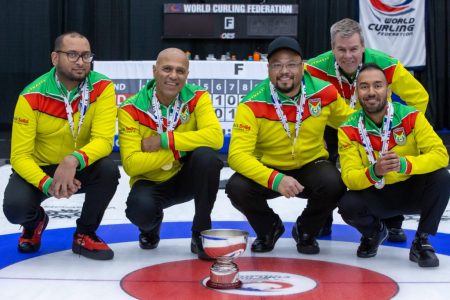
[118,48,224,260]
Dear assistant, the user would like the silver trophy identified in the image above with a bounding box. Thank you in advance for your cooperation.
[201,229,248,289]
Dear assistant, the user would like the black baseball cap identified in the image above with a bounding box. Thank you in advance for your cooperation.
[267,36,303,59]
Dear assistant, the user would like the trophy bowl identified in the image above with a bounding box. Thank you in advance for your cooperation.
[201,229,249,289]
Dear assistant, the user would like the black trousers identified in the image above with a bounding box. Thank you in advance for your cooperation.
[225,159,346,237]
[338,168,450,237]
[3,157,120,234]
[325,125,405,229]
[125,147,224,234]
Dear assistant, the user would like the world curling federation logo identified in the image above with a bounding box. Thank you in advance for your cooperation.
[202,271,317,296]
[370,0,415,17]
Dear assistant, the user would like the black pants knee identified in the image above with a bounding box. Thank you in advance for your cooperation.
[226,159,346,237]
[125,147,223,234]
[338,168,450,237]
[3,157,120,233]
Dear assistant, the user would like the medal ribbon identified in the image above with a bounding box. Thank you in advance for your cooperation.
[269,81,306,159]
[358,101,394,188]
[56,74,90,146]
[151,88,183,134]
[334,61,361,109]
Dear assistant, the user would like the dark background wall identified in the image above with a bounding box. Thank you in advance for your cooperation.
[0,0,448,129]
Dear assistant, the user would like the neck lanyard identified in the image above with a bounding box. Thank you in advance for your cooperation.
[151,88,183,134]
[55,74,90,147]
[269,81,306,159]
[334,61,361,109]
[358,101,394,189]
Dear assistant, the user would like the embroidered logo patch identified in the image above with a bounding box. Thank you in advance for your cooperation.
[393,127,406,145]
[308,98,321,117]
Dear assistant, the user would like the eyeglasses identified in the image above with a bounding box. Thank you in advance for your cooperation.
[56,50,94,63]
[269,62,302,72]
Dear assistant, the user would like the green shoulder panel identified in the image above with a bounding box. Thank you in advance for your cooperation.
[241,78,272,104]
[179,83,207,104]
[303,71,333,96]
[341,110,361,127]
[364,48,398,69]
[306,51,335,75]
[20,69,55,96]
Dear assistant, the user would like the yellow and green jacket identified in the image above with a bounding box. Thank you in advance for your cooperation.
[306,48,428,112]
[338,102,448,190]
[228,73,353,192]
[118,79,223,186]
[11,67,117,195]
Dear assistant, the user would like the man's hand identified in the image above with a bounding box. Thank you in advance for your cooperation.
[50,155,80,199]
[278,176,304,198]
[374,151,401,177]
[142,135,162,152]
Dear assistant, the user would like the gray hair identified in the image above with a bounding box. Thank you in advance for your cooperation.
[330,18,364,47]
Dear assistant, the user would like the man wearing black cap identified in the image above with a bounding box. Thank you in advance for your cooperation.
[225,37,353,254]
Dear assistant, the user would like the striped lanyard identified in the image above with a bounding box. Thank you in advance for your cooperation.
[55,75,89,147]
[358,101,394,189]
[151,88,183,134]
[269,81,306,159]
[335,61,361,109]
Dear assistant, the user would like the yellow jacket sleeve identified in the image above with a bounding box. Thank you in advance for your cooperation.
[391,61,428,113]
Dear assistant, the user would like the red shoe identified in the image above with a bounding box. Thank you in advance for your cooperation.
[18,208,49,253]
[72,233,114,260]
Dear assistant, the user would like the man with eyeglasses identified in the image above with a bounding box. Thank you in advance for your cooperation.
[338,63,449,267]
[118,48,224,260]
[225,37,353,254]
[4,32,120,260]
[306,18,429,242]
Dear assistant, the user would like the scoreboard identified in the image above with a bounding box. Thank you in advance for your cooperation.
[163,3,298,39]
[94,60,267,138]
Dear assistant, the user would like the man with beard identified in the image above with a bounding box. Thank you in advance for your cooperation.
[225,37,353,254]
[338,63,449,267]
[3,32,120,260]
[306,18,428,241]
[118,48,224,260]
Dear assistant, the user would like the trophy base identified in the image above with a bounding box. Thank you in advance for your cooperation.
[206,279,242,290]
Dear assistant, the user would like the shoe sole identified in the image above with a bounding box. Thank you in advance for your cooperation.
[409,252,439,267]
[251,226,285,253]
[72,243,114,260]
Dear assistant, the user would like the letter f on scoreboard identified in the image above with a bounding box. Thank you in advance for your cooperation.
[224,17,235,30]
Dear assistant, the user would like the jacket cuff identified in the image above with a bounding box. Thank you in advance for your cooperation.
[72,150,88,170]
[398,157,412,174]
[39,175,53,197]
[366,164,382,184]
[268,170,284,192]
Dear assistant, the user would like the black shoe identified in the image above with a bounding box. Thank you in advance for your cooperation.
[251,217,285,253]
[292,225,320,254]
[318,214,333,237]
[357,223,388,258]
[18,207,49,253]
[139,224,161,250]
[409,233,439,267]
[387,227,407,243]
[191,233,214,261]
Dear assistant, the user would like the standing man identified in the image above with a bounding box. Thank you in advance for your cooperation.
[226,37,353,255]
[338,63,449,267]
[3,32,120,260]
[306,18,428,240]
[118,48,224,260]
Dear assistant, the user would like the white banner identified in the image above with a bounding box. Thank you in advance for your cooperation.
[359,0,426,68]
